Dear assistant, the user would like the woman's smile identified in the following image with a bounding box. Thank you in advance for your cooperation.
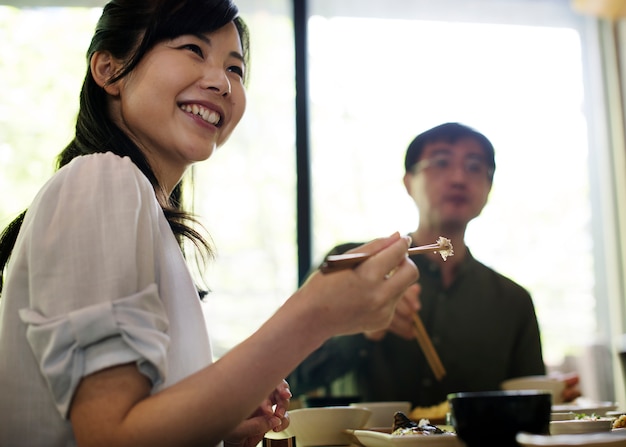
[179,102,223,127]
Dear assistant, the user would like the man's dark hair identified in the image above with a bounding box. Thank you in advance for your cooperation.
[404,122,496,180]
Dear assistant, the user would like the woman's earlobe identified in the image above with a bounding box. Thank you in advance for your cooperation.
[90,51,121,95]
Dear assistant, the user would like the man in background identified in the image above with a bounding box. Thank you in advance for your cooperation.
[288,122,579,408]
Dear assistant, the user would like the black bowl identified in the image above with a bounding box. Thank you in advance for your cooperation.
[448,390,552,447]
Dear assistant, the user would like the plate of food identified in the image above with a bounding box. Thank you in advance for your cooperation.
[346,428,462,447]
[346,412,462,447]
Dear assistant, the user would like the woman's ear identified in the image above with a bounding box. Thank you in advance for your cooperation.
[90,51,122,96]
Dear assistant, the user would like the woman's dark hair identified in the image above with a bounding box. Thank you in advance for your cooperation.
[0,0,250,293]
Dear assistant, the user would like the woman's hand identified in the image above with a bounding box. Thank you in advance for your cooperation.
[299,233,419,339]
[224,380,291,447]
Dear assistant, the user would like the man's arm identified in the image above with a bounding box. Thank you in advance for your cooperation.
[286,333,376,396]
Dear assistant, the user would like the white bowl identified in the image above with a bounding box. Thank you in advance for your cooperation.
[501,376,566,404]
[350,401,412,428]
[280,406,372,446]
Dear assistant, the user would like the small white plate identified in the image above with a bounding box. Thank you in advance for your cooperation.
[346,429,462,447]
[517,430,626,446]
[549,418,613,435]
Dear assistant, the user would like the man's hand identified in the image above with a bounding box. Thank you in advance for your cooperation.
[554,372,581,403]
[364,283,421,341]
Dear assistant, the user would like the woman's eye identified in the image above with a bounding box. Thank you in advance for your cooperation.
[228,65,244,78]
[182,44,204,58]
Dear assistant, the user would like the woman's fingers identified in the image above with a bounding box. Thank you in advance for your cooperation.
[225,380,292,447]
[351,234,414,279]
[270,380,291,419]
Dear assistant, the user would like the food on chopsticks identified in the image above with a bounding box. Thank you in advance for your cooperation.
[433,236,453,261]
[320,236,454,273]
[391,411,451,436]
[409,401,450,422]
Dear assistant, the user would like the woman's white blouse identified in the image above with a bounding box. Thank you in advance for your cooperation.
[0,153,213,446]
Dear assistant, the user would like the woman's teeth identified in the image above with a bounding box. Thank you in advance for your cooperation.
[180,104,221,125]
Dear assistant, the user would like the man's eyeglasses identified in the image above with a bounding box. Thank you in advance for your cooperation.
[411,155,494,180]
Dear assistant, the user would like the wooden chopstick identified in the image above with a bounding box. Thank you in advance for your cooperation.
[411,313,446,381]
[320,240,452,274]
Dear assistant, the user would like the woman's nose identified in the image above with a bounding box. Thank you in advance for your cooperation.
[201,68,231,97]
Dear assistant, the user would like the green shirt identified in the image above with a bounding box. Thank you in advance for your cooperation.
[287,243,545,407]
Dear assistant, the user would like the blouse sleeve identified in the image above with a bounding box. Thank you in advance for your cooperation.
[16,153,171,418]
